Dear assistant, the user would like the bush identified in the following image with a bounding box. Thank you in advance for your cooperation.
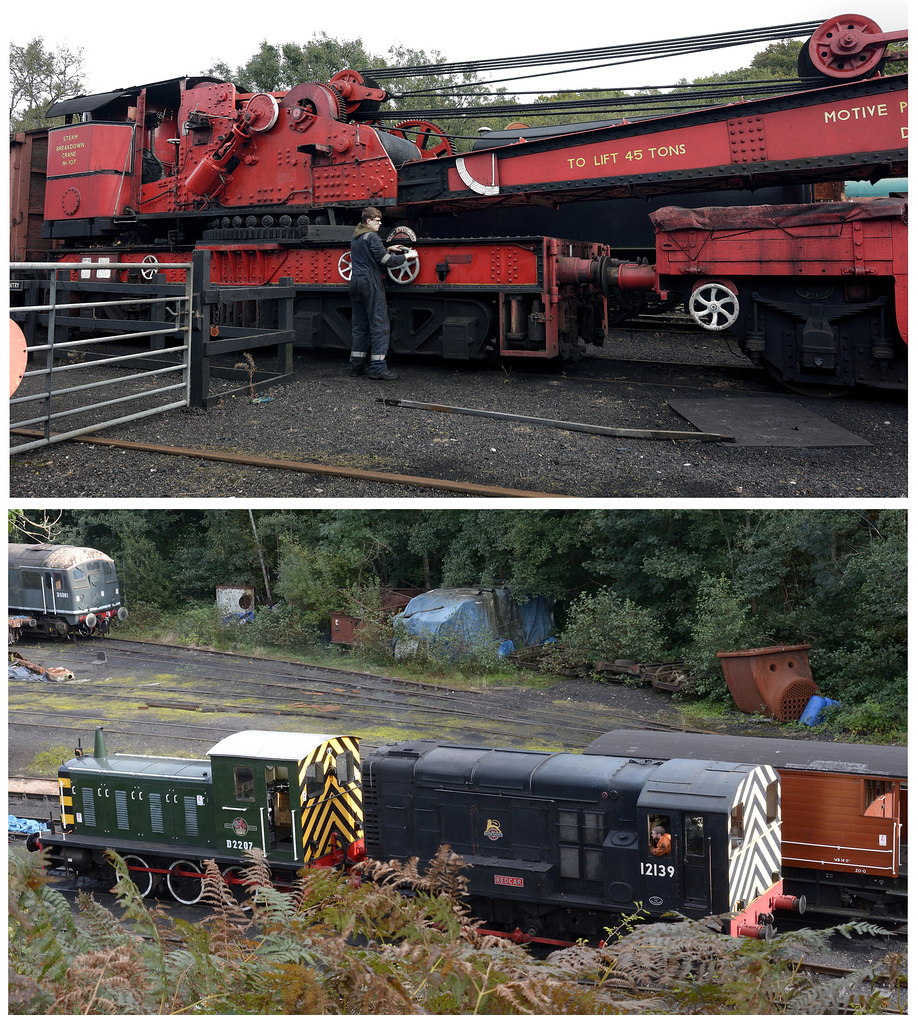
[348,613,399,665]
[544,587,667,676]
[8,848,903,1014]
[8,847,601,1014]
[393,620,507,677]
[173,604,233,648]
[116,599,164,635]
[245,602,322,649]
[687,574,758,701]
[820,696,904,738]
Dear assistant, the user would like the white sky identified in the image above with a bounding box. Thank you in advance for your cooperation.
[6,0,908,99]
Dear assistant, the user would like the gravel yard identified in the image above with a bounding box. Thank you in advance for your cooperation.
[9,329,906,499]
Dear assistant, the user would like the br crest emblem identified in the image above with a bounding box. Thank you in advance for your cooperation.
[484,819,503,841]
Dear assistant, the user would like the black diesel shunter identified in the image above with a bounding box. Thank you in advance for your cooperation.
[362,739,798,942]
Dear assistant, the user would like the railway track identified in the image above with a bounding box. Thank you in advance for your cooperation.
[9,637,694,754]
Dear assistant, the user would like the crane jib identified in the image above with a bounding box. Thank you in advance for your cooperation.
[398,75,907,207]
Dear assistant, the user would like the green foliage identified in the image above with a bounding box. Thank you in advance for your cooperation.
[9,847,599,1014]
[173,603,227,648]
[275,541,366,631]
[117,598,165,635]
[9,848,905,1014]
[9,37,85,132]
[25,744,74,776]
[687,573,756,700]
[393,620,507,677]
[820,696,904,738]
[245,601,322,648]
[545,587,668,676]
[208,33,378,93]
[43,508,906,733]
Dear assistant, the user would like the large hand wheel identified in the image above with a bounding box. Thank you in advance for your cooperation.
[387,250,420,284]
[688,281,740,331]
[337,248,420,283]
[337,252,352,281]
[140,255,159,281]
[389,119,455,159]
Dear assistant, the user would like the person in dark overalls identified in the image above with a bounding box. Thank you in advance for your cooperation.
[348,207,408,380]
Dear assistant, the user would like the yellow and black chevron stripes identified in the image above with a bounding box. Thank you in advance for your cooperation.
[58,772,74,827]
[298,736,362,861]
[729,765,782,911]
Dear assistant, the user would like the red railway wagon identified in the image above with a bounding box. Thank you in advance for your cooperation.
[583,730,907,924]
[643,200,908,394]
[8,13,908,393]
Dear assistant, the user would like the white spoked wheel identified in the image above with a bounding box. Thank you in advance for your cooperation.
[688,281,740,331]
[387,250,420,284]
[119,854,154,897]
[140,255,159,281]
[337,252,352,281]
[166,859,205,905]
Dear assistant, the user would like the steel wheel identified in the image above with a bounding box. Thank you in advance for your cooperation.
[119,854,154,897]
[688,282,740,331]
[389,119,455,159]
[166,859,205,905]
[799,15,887,82]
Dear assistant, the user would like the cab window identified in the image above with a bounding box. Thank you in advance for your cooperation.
[234,766,255,801]
[730,803,745,847]
[648,815,672,856]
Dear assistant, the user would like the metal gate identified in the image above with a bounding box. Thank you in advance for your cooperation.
[10,259,193,455]
[10,251,297,453]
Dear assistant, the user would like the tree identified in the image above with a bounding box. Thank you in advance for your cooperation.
[8,509,63,543]
[208,33,377,93]
[750,39,807,77]
[9,37,85,132]
[206,35,516,152]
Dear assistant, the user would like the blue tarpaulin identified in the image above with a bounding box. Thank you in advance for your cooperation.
[393,587,554,658]
[9,815,45,834]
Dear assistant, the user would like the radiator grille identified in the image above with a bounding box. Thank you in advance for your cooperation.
[115,791,129,830]
[81,788,96,827]
[184,795,199,837]
[149,793,164,833]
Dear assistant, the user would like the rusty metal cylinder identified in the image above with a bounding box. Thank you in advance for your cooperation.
[616,262,658,291]
[506,294,528,340]
[556,256,595,286]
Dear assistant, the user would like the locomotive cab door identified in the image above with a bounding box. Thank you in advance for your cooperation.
[41,569,68,616]
[214,760,297,862]
[681,813,713,913]
[640,812,679,911]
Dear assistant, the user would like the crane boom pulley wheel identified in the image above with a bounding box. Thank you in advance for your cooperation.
[799,14,892,80]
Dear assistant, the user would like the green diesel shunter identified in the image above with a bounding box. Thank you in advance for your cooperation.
[35,727,363,903]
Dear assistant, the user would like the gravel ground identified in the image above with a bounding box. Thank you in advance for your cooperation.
[9,330,906,499]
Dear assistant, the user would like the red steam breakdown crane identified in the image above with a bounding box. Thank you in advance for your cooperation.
[17,13,908,394]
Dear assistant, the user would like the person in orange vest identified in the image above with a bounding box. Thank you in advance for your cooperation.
[650,824,672,856]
